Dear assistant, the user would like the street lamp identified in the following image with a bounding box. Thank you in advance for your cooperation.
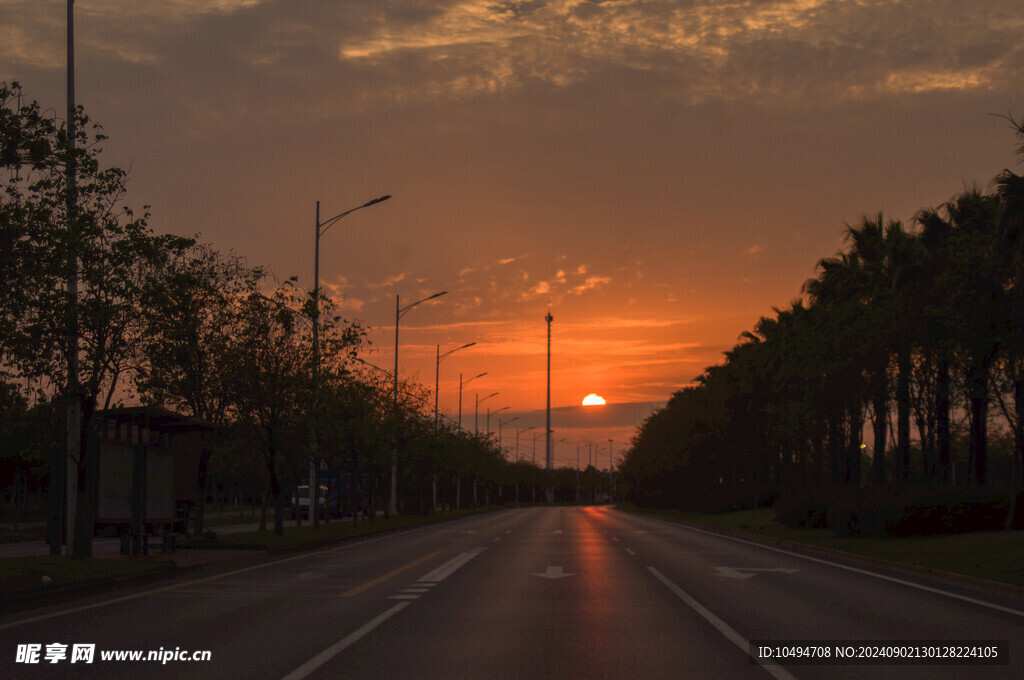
[459,372,486,431]
[532,431,544,503]
[515,426,535,504]
[497,416,518,458]
[475,391,498,435]
[435,343,475,428]
[311,195,390,529]
[488,405,510,440]
[390,290,447,517]
[609,438,614,503]
[552,437,566,503]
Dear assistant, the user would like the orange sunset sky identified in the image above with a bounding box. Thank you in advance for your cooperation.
[3,1,1023,467]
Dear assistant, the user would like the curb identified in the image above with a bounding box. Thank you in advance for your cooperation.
[620,507,1024,604]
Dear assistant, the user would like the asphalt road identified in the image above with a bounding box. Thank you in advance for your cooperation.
[1,506,1021,679]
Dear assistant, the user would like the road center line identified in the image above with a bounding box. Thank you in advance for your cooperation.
[648,567,798,680]
[341,551,441,597]
[280,602,410,680]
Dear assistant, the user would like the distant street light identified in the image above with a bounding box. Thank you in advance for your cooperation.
[498,416,518,458]
[435,343,475,429]
[475,392,498,436]
[515,426,535,503]
[487,405,509,440]
[390,290,447,516]
[609,438,615,503]
[311,194,390,529]
[459,372,486,431]
[532,431,544,503]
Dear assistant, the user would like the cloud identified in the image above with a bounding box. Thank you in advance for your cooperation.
[366,272,408,290]
[571,275,610,295]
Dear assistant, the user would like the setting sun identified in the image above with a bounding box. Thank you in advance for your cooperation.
[582,393,606,406]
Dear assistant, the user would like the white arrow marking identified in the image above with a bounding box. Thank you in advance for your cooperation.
[534,566,575,579]
[714,567,799,579]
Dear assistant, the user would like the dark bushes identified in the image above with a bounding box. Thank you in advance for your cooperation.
[776,486,1015,537]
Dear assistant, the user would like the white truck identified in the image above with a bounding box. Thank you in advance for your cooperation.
[290,485,328,520]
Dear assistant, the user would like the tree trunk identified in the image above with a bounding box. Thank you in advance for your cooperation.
[896,349,912,483]
[193,448,212,537]
[936,359,952,484]
[967,363,988,488]
[1007,377,1024,531]
[871,370,888,485]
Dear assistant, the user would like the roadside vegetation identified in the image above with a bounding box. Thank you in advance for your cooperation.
[618,117,1024,538]
[0,81,545,548]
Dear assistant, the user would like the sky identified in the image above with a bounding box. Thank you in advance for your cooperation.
[3,0,1023,467]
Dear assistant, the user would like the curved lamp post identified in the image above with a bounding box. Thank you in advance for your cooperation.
[487,405,509,440]
[311,195,390,529]
[459,372,486,431]
[515,426,535,503]
[435,342,475,428]
[497,415,518,458]
[389,290,447,516]
[475,392,498,436]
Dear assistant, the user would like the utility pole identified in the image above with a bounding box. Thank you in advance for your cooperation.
[545,310,553,504]
[64,0,85,558]
[609,438,614,503]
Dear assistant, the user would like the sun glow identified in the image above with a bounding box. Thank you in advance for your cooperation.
[582,393,606,406]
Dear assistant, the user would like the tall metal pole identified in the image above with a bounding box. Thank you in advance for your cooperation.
[310,202,321,528]
[64,0,83,557]
[609,438,614,503]
[576,443,581,504]
[390,294,399,516]
[434,345,440,428]
[545,310,553,503]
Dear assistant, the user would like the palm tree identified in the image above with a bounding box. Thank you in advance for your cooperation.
[993,114,1024,525]
[917,189,1003,488]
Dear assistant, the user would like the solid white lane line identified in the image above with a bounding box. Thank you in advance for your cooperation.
[674,523,1024,618]
[280,602,410,680]
[418,550,484,583]
[648,567,798,680]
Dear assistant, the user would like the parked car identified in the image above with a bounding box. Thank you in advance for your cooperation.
[290,485,328,520]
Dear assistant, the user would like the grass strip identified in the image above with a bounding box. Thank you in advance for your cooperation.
[0,556,173,602]
[619,505,1024,587]
[209,506,500,552]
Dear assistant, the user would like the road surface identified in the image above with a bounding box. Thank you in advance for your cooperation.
[1,506,1020,678]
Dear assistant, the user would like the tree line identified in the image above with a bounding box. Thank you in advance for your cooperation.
[0,82,540,547]
[619,117,1024,536]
